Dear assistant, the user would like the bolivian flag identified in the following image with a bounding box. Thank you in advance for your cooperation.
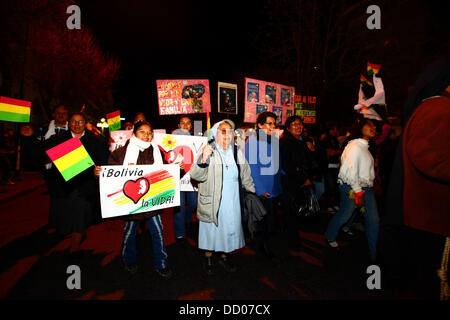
[360,74,373,87]
[367,62,381,76]
[0,96,31,123]
[46,137,95,181]
[107,110,121,132]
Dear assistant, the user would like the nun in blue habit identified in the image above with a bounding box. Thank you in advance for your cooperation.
[190,119,255,274]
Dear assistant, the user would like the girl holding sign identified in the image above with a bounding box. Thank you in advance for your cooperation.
[95,121,184,278]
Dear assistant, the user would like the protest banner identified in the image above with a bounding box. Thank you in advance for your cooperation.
[294,95,317,124]
[244,78,294,124]
[156,79,211,115]
[153,132,207,192]
[218,82,238,114]
[99,164,180,219]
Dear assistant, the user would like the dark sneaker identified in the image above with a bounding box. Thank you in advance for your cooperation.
[342,226,355,236]
[124,262,138,275]
[155,267,173,279]
[327,240,339,248]
[218,257,237,273]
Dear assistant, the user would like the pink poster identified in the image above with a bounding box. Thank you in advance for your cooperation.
[156,79,211,115]
[244,78,295,124]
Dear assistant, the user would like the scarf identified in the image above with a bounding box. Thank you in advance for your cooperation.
[123,135,163,165]
[44,120,68,140]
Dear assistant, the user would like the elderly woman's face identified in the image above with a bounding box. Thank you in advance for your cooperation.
[135,124,153,142]
[69,114,86,135]
[216,122,233,148]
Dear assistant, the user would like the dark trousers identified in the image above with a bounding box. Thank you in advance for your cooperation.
[282,192,302,246]
[324,167,339,208]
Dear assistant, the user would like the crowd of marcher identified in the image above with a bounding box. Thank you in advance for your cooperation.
[3,57,448,299]
[12,105,398,278]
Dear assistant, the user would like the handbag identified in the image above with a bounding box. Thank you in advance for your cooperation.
[291,185,320,219]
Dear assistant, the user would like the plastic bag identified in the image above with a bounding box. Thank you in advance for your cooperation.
[293,186,320,219]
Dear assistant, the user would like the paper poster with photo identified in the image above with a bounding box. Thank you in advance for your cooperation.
[247,82,260,103]
[272,106,283,126]
[109,130,133,152]
[152,132,208,191]
[244,78,294,124]
[99,164,180,219]
[218,82,238,114]
[281,88,293,106]
[265,85,277,104]
[256,104,268,114]
[156,79,211,115]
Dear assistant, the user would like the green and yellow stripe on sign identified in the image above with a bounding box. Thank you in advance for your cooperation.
[46,137,95,181]
[0,96,31,123]
[107,110,121,132]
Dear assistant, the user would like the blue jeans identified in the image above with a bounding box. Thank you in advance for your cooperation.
[174,191,198,238]
[325,183,379,262]
[122,215,168,270]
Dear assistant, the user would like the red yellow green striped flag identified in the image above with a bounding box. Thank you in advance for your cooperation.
[46,137,95,181]
[367,62,381,76]
[0,96,31,123]
[360,74,374,87]
[107,110,121,132]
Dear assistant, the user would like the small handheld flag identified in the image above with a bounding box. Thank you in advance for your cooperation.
[0,96,31,123]
[106,110,121,132]
[367,62,381,76]
[360,75,373,87]
[46,137,95,181]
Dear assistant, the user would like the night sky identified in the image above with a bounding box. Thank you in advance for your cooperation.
[2,0,446,129]
[79,0,259,128]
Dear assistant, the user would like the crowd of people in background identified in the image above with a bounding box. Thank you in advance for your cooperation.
[1,58,447,298]
[2,106,401,277]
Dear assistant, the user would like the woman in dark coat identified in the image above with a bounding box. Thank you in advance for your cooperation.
[280,116,316,250]
[44,112,110,257]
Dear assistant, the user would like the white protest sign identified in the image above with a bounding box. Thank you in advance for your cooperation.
[99,164,180,219]
[153,133,207,192]
[109,130,133,152]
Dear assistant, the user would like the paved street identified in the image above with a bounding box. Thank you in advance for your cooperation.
[0,171,438,301]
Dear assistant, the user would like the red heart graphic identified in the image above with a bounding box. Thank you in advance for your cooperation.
[172,145,194,172]
[123,178,150,204]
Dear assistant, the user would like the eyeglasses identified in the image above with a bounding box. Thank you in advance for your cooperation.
[264,122,276,126]
[70,120,85,125]
[219,129,234,135]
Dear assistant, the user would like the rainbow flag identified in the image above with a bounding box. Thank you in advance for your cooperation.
[107,110,121,132]
[0,96,31,123]
[360,75,373,87]
[367,62,381,76]
[46,137,95,181]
